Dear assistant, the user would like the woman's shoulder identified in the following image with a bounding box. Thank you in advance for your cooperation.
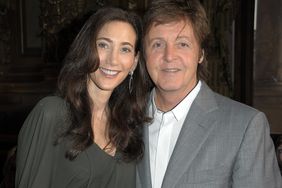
[30,96,69,123]
[37,96,67,110]
[37,96,65,108]
[18,96,69,143]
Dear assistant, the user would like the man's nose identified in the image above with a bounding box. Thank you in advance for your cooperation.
[164,44,176,62]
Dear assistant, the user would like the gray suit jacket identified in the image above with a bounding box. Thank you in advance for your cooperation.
[137,82,282,188]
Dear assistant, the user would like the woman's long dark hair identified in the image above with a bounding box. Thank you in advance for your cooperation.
[56,7,151,162]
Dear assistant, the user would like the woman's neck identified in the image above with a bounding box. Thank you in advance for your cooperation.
[87,79,116,156]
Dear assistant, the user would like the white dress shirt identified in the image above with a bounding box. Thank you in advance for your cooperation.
[148,81,201,188]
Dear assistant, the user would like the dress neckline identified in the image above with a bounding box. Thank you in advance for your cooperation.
[90,142,122,161]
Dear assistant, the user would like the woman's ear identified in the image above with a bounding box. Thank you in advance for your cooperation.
[131,52,139,72]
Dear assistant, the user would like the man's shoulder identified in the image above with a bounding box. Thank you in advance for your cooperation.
[212,92,262,121]
[216,92,257,111]
[202,89,268,135]
[199,82,259,115]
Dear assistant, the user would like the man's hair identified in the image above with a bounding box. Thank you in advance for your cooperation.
[143,0,210,81]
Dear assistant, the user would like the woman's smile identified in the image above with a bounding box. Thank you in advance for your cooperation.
[99,67,119,76]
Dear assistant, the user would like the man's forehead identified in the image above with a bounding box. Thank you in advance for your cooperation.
[150,18,191,29]
[147,19,194,38]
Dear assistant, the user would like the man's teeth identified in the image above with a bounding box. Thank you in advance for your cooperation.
[100,68,118,75]
[163,68,178,72]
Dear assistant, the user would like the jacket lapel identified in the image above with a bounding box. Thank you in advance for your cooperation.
[162,82,219,188]
[137,123,152,188]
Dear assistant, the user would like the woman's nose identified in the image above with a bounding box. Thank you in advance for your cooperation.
[107,49,119,65]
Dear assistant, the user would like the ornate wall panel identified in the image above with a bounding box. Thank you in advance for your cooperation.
[201,0,236,97]
[0,0,13,64]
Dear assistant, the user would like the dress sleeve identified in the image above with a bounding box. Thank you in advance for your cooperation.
[232,112,282,187]
[15,96,66,188]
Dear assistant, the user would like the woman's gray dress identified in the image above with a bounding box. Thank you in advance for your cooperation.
[16,96,135,188]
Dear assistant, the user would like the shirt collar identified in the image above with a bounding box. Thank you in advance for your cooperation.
[149,81,202,121]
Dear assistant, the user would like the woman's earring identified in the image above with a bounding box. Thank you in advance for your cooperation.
[129,71,134,94]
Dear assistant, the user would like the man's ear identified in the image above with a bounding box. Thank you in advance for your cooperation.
[199,50,204,64]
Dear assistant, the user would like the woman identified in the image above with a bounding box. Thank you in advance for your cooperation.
[16,7,150,188]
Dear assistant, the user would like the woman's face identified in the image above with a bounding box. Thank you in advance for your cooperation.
[88,21,138,94]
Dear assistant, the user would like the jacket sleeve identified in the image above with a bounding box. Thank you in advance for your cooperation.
[232,112,282,187]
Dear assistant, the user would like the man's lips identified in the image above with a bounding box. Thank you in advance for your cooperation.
[161,68,180,72]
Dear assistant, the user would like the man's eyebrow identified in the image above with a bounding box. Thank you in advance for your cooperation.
[175,36,192,41]
[147,37,163,44]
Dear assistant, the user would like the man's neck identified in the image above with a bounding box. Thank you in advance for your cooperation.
[154,81,200,112]
[154,90,188,112]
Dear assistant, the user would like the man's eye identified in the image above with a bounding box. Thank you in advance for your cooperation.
[178,42,189,48]
[152,42,163,49]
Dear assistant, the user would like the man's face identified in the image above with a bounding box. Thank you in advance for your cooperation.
[145,20,202,98]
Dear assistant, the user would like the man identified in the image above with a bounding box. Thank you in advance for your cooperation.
[137,0,282,187]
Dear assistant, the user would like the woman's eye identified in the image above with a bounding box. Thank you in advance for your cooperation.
[121,47,132,53]
[97,42,108,49]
